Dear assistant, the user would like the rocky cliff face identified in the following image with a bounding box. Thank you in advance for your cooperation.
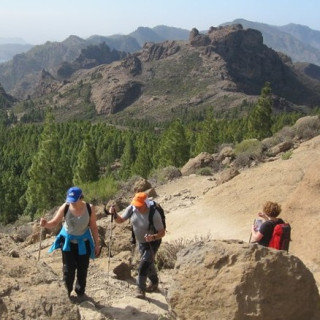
[48,25,320,121]
[2,25,320,121]
[0,82,16,108]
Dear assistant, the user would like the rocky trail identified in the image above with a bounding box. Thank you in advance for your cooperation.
[1,133,320,319]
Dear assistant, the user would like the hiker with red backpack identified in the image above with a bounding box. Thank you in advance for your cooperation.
[39,186,100,300]
[110,192,165,299]
[250,201,291,251]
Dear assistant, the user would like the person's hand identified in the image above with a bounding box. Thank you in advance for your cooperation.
[104,205,111,215]
[144,234,154,242]
[95,245,101,257]
[109,205,116,215]
[258,212,268,220]
[109,205,118,219]
[40,218,47,227]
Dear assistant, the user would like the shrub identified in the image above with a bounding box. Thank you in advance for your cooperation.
[233,153,251,169]
[196,167,213,176]
[233,139,263,168]
[293,116,320,140]
[281,150,293,160]
[234,139,262,157]
[149,166,182,185]
[261,136,278,150]
[274,126,296,143]
[156,234,212,270]
[80,176,118,204]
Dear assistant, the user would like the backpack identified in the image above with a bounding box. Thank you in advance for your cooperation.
[129,201,166,244]
[268,222,291,252]
[64,202,92,218]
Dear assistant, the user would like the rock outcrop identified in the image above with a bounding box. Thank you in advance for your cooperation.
[181,152,216,176]
[167,240,320,320]
[0,234,80,320]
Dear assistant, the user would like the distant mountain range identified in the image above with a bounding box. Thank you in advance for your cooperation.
[0,43,33,63]
[1,21,320,123]
[0,23,319,124]
[0,19,319,66]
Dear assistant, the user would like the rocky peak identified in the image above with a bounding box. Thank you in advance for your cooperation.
[189,28,211,47]
[138,40,180,62]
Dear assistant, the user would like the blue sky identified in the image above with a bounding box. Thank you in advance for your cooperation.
[0,0,319,45]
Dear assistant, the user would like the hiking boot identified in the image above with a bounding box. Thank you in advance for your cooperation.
[76,293,88,303]
[146,283,158,292]
[135,287,146,299]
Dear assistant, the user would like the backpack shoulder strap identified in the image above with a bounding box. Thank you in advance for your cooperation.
[64,203,69,217]
[64,202,92,217]
[128,205,134,219]
[86,202,92,216]
[148,202,157,230]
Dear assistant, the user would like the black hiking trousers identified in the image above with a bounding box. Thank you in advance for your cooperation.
[61,240,91,296]
[137,240,161,291]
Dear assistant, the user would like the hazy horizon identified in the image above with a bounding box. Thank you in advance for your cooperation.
[0,0,319,45]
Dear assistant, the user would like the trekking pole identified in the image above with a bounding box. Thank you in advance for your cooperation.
[107,206,114,282]
[38,209,45,261]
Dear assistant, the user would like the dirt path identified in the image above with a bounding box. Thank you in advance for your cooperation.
[25,135,320,319]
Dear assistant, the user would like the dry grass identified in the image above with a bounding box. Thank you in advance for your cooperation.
[156,234,213,269]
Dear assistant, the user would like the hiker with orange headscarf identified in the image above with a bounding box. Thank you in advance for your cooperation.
[111,192,165,299]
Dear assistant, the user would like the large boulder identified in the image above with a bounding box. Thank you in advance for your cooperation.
[181,152,216,176]
[167,240,320,320]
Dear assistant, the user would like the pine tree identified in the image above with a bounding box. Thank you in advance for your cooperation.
[25,112,72,218]
[132,133,153,178]
[73,134,100,185]
[1,171,22,223]
[120,134,136,179]
[247,82,273,140]
[195,109,219,154]
[158,119,190,168]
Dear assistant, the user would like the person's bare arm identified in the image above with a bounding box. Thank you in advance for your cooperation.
[145,228,165,242]
[250,224,264,242]
[39,204,65,228]
[89,205,100,256]
[258,212,269,220]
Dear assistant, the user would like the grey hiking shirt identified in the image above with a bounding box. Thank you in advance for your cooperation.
[64,206,90,238]
[121,203,164,244]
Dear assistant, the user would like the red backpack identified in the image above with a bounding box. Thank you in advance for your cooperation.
[268,222,291,252]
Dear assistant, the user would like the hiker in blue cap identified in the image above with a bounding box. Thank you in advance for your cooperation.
[40,186,100,300]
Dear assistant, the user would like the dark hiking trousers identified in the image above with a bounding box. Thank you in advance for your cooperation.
[137,240,161,291]
[61,240,91,296]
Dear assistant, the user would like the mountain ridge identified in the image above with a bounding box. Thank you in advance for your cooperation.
[24,25,320,122]
[1,23,320,122]
[0,19,319,66]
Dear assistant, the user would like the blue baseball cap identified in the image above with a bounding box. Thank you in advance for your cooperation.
[66,186,82,203]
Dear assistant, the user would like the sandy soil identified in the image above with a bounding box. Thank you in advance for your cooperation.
[156,135,320,285]
[19,135,320,319]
